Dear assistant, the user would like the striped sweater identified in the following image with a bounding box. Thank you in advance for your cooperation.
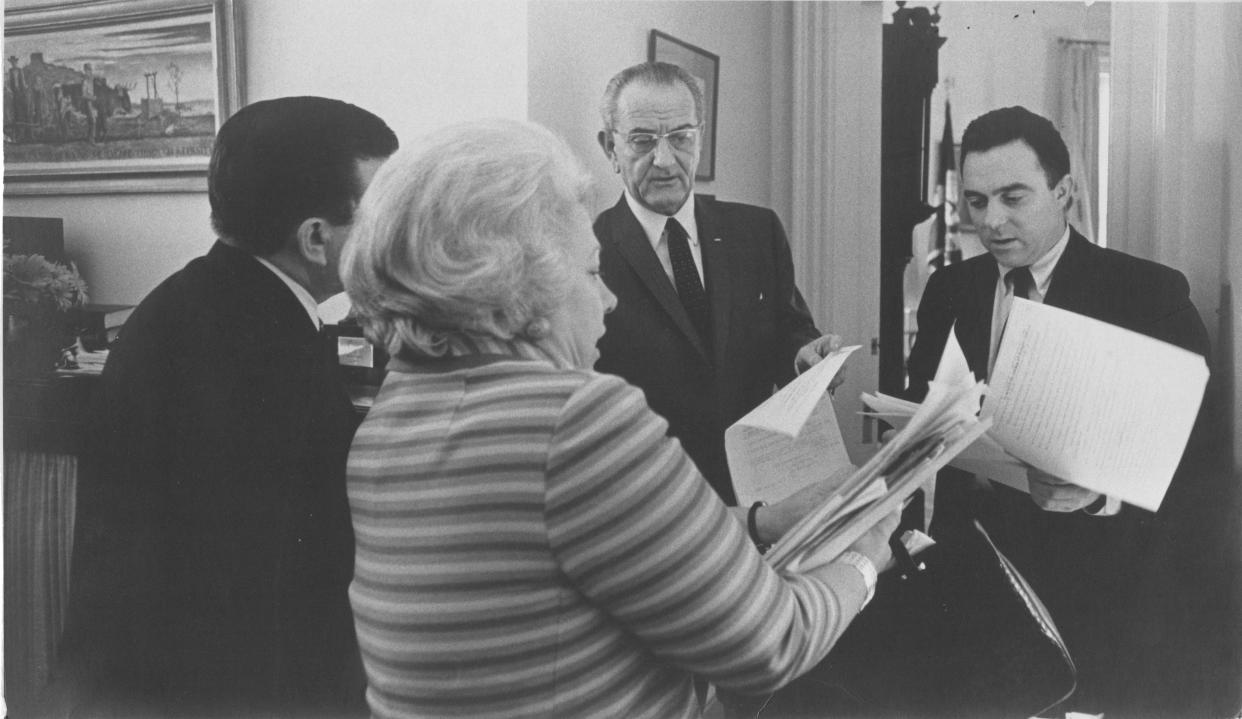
[347,336,867,718]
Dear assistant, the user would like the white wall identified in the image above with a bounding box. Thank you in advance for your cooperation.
[4,0,528,306]
[928,0,1110,136]
[528,1,781,218]
[783,1,883,461]
[1227,10,1242,474]
[1111,2,1242,472]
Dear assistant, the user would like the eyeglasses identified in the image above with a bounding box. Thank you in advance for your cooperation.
[614,127,701,155]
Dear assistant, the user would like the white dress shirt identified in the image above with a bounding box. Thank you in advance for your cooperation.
[624,192,704,286]
[987,224,1070,374]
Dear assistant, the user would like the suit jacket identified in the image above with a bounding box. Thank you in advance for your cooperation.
[594,195,820,505]
[904,228,1213,713]
[61,241,364,717]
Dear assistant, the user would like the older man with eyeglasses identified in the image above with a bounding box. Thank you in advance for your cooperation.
[593,61,844,529]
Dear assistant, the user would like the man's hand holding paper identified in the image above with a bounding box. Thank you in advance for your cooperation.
[983,300,1209,512]
[868,302,1207,513]
[726,345,860,508]
[1026,468,1102,513]
[793,334,846,388]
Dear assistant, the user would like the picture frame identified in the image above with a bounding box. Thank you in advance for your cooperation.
[3,0,242,195]
[648,30,718,181]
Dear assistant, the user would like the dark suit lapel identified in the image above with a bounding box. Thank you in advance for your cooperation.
[603,196,711,361]
[1043,229,1095,314]
[962,258,999,379]
[695,196,732,366]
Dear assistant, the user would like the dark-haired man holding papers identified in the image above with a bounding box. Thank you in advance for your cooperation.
[904,105,1215,715]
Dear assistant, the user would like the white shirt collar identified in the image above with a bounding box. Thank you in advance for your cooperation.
[624,191,699,249]
[254,255,322,330]
[996,223,1071,298]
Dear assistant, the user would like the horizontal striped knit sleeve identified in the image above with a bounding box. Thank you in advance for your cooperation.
[545,373,865,696]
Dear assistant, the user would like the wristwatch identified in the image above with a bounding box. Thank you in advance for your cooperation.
[747,501,771,554]
[836,550,878,608]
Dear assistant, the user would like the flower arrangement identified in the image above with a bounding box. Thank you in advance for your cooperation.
[4,251,88,374]
[4,252,88,311]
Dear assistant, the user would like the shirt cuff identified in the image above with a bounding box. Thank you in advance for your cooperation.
[836,550,878,608]
[1083,494,1122,516]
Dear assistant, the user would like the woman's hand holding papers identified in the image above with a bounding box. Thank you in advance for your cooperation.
[840,506,900,574]
[750,465,858,546]
[797,506,899,610]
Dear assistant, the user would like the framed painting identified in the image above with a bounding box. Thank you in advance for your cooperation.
[3,0,242,195]
[648,30,719,181]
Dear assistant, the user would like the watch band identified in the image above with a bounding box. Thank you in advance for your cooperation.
[837,550,878,607]
[1083,494,1109,514]
[747,501,770,554]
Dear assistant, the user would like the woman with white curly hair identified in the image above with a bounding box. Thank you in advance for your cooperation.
[341,118,896,719]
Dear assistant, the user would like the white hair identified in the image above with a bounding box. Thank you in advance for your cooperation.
[341,118,593,359]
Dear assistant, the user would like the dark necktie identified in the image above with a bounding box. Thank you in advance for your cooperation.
[665,218,712,348]
[1006,266,1035,300]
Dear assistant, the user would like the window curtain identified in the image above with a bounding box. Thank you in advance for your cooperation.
[1056,38,1103,243]
[782,1,882,460]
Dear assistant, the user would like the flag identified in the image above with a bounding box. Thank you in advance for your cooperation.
[929,99,961,271]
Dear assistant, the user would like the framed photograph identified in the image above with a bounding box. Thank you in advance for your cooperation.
[648,30,718,181]
[4,0,242,195]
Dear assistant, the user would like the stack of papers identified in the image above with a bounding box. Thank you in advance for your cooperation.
[863,300,1209,512]
[723,345,989,573]
[766,369,991,573]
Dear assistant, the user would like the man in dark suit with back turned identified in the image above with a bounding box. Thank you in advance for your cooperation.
[53,97,398,718]
[594,62,842,529]
[905,106,1213,716]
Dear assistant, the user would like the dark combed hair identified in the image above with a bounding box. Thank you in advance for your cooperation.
[960,106,1070,188]
[208,96,398,255]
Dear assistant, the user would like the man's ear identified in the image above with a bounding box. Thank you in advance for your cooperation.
[1054,174,1075,210]
[295,216,331,267]
[597,130,619,171]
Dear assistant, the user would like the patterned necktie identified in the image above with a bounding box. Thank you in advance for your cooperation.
[665,218,712,348]
[1006,266,1035,300]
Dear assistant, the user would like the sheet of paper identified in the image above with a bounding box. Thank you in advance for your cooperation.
[733,345,859,434]
[726,346,860,506]
[863,392,1029,493]
[860,325,980,429]
[949,432,1029,493]
[982,299,1209,511]
[933,320,973,386]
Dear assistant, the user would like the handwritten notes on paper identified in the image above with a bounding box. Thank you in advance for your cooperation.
[983,299,1209,511]
[726,346,860,507]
